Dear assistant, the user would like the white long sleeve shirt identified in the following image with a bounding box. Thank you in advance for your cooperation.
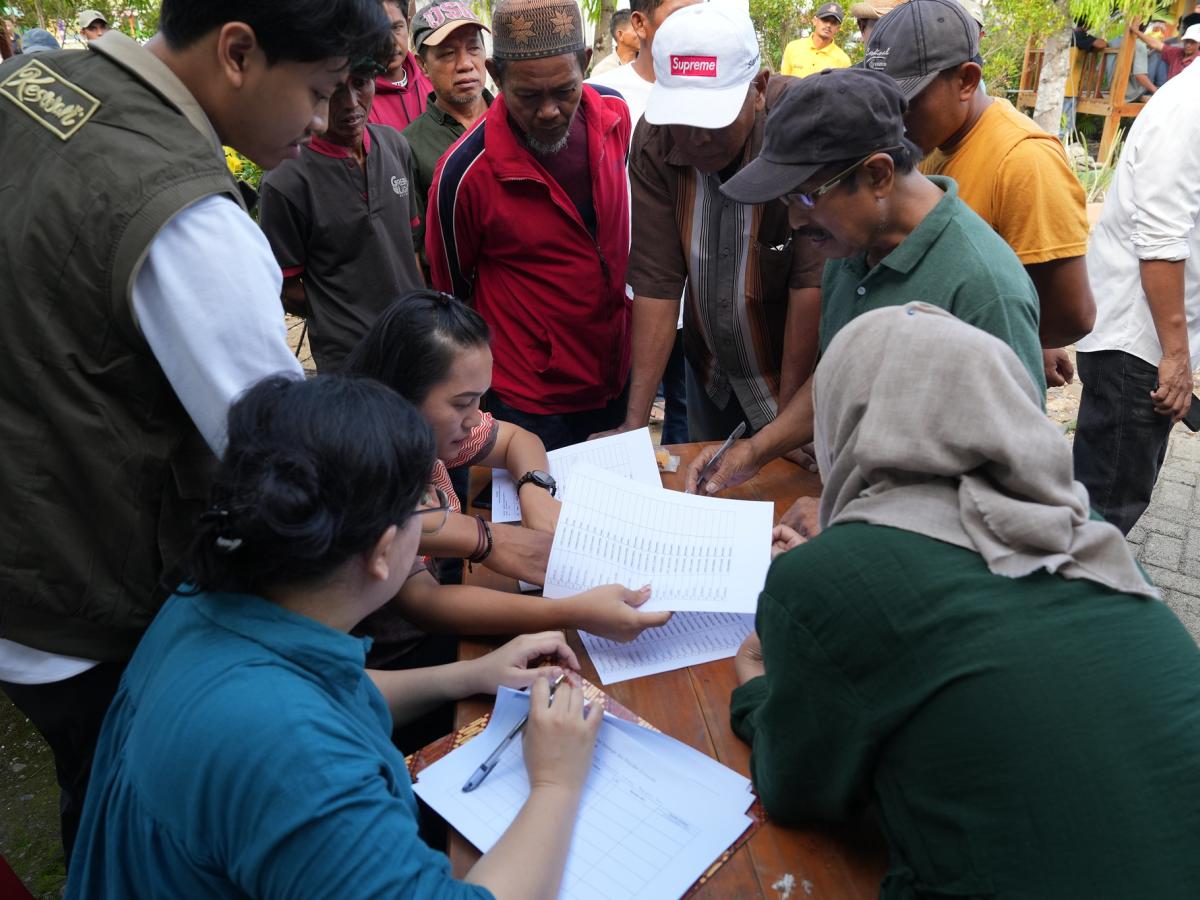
[0,195,302,685]
[1076,63,1200,368]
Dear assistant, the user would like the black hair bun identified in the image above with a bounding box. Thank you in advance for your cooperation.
[255,451,335,559]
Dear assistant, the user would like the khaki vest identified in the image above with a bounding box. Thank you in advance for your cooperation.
[0,34,245,660]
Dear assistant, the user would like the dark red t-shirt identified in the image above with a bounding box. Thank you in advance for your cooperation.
[524,110,596,238]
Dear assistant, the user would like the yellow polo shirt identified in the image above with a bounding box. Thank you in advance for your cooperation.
[779,35,851,78]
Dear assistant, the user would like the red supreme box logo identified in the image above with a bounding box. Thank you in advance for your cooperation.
[670,55,718,77]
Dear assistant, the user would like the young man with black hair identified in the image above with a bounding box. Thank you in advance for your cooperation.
[369,0,436,130]
[425,0,633,450]
[591,8,639,76]
[0,0,390,858]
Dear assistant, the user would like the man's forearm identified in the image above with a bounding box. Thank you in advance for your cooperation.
[1141,258,1189,357]
[780,287,821,405]
[623,295,684,428]
[1026,256,1095,347]
[748,377,815,466]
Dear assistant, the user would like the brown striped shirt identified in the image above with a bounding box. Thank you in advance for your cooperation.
[626,75,821,432]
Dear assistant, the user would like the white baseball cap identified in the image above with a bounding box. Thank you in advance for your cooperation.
[644,0,762,130]
[1184,23,1200,42]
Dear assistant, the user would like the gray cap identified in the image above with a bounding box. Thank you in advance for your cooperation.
[22,27,61,53]
[864,0,978,99]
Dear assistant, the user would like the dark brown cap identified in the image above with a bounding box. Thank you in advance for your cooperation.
[491,0,585,60]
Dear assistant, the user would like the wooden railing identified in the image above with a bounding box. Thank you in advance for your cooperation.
[1016,20,1144,158]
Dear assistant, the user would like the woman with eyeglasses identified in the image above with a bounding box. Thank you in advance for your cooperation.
[68,374,602,899]
[341,291,672,687]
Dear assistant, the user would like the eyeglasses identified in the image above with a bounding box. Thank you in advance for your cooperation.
[416,487,451,534]
[785,146,904,209]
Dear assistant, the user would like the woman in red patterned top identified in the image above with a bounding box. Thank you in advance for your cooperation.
[344,291,672,678]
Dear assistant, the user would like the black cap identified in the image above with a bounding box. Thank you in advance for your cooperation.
[815,2,845,21]
[864,0,978,99]
[720,68,907,205]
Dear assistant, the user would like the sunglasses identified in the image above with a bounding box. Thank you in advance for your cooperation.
[416,487,452,534]
[785,146,904,209]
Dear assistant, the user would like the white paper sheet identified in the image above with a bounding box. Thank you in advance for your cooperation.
[580,612,755,684]
[412,688,754,900]
[542,465,773,613]
[491,427,661,523]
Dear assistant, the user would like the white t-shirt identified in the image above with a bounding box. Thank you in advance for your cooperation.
[0,195,303,685]
[588,63,685,328]
[588,61,653,134]
[1077,63,1200,368]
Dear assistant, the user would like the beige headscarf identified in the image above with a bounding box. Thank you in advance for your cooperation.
[813,303,1158,599]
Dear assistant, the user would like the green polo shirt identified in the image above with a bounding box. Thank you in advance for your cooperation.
[818,176,1046,396]
[402,90,493,249]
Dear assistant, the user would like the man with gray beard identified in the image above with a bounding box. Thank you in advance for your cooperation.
[425,0,633,449]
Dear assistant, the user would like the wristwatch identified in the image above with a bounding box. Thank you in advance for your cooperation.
[515,469,557,497]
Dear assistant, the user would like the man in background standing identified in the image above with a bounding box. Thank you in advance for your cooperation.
[591,9,639,76]
[1134,22,1199,81]
[403,0,492,256]
[780,2,850,77]
[1073,63,1200,534]
[425,0,633,449]
[370,0,435,130]
[260,54,424,372]
[77,10,109,42]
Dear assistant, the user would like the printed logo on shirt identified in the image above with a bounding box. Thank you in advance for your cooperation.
[391,175,409,197]
[863,47,890,71]
[670,55,718,78]
[0,59,101,140]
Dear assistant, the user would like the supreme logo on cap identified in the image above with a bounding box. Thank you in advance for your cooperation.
[670,55,718,77]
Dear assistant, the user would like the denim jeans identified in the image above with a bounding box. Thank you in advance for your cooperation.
[1073,350,1175,534]
[485,381,630,452]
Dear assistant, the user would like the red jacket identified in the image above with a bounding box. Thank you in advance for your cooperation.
[425,85,632,415]
[368,54,434,132]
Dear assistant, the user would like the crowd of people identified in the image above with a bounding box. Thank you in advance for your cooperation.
[1,0,1200,896]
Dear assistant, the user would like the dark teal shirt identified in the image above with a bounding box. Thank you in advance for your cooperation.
[67,591,492,900]
[733,523,1200,899]
[818,176,1046,397]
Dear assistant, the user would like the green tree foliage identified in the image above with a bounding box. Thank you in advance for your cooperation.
[9,0,159,38]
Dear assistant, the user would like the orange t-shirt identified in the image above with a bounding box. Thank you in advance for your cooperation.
[920,99,1090,265]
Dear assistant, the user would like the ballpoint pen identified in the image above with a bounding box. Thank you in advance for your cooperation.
[693,421,747,494]
[462,673,568,792]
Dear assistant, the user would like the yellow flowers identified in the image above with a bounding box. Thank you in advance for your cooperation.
[223,146,243,175]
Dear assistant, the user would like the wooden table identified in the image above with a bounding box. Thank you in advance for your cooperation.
[449,443,887,897]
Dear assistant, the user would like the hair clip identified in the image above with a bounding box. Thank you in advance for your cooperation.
[201,506,243,552]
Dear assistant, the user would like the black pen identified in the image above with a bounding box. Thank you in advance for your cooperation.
[462,673,568,792]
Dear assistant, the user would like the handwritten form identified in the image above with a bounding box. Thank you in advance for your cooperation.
[543,465,773,614]
[580,612,755,684]
[412,688,754,900]
[491,428,661,523]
